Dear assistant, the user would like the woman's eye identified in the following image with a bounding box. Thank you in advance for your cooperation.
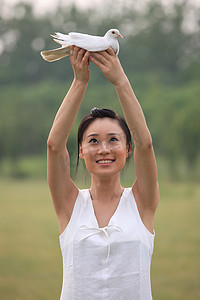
[110,137,118,142]
[89,138,98,144]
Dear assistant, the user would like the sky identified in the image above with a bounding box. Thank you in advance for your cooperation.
[2,0,200,33]
[4,0,106,13]
[4,0,200,15]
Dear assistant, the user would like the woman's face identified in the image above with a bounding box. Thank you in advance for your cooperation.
[79,118,130,177]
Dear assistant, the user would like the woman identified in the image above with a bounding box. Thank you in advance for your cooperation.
[47,46,159,300]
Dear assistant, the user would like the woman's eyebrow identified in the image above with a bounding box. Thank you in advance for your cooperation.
[87,133,99,138]
[87,132,121,138]
[107,133,121,136]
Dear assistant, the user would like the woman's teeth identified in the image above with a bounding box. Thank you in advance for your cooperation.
[97,160,113,163]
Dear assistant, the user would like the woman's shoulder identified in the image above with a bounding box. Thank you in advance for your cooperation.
[59,188,90,238]
[74,188,91,208]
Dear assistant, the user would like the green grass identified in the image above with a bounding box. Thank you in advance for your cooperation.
[0,179,62,300]
[152,182,200,300]
[0,178,199,299]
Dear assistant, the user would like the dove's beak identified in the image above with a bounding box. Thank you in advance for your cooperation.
[118,34,123,38]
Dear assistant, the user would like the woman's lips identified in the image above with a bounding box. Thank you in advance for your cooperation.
[96,159,115,164]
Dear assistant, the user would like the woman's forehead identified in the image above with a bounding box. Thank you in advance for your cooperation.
[83,118,124,136]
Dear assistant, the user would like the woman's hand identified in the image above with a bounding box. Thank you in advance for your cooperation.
[90,47,128,86]
[70,46,91,84]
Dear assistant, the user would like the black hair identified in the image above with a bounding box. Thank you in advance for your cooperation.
[76,108,132,168]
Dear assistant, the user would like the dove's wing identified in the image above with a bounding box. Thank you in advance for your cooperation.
[74,36,110,51]
[41,45,70,62]
[53,32,110,52]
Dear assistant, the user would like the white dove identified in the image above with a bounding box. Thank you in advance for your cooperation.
[41,29,123,62]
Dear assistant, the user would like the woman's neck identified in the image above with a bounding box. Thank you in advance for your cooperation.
[90,174,123,203]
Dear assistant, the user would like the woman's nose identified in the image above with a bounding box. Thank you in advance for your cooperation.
[98,142,111,154]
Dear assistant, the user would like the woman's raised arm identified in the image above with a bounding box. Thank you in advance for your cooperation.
[90,48,159,233]
[47,47,90,234]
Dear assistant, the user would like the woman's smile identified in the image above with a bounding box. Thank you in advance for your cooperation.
[96,158,115,165]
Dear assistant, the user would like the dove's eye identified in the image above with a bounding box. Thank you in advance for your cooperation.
[112,31,115,34]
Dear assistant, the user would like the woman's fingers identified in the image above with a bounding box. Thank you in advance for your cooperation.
[69,46,90,82]
[70,45,74,55]
[82,50,90,65]
[77,48,86,62]
[90,52,108,66]
[90,47,117,66]
[73,46,81,60]
[89,54,103,68]
[98,47,116,59]
[71,46,115,66]
[106,47,116,56]
[71,46,89,64]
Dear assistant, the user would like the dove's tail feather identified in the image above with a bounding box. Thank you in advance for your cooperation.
[53,38,66,46]
[52,32,68,40]
[51,33,70,44]
[40,45,70,62]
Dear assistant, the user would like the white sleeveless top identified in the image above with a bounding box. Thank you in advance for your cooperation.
[59,188,155,300]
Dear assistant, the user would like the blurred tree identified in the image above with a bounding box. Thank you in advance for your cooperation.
[0,0,199,178]
[173,84,200,166]
[0,0,199,85]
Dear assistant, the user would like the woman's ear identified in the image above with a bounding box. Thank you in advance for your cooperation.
[126,144,132,158]
[79,145,84,159]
